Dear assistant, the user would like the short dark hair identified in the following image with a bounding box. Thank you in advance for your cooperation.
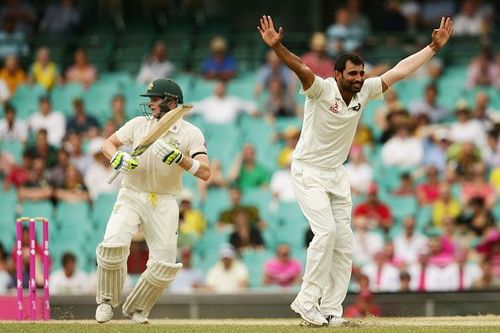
[334,53,364,72]
[62,252,76,266]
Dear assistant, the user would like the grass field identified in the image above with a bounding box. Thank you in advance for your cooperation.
[1,316,500,333]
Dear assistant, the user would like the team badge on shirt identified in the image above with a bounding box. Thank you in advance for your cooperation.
[167,138,181,148]
[329,102,339,114]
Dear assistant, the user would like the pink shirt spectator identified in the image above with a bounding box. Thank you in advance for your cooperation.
[263,258,302,287]
[461,182,496,207]
[301,52,334,79]
[466,57,500,89]
[65,65,97,87]
[417,183,440,204]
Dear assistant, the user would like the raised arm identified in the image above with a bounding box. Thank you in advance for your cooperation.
[381,17,453,92]
[258,15,315,90]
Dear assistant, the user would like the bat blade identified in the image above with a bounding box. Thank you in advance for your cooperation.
[107,104,192,184]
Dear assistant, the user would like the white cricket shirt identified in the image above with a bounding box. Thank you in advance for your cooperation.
[116,116,207,194]
[293,76,383,169]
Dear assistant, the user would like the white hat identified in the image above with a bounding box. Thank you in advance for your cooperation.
[219,244,235,259]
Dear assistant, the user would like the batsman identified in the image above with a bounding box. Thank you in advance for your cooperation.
[95,78,210,324]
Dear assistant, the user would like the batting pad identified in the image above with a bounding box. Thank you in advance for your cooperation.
[122,261,182,317]
[96,244,130,307]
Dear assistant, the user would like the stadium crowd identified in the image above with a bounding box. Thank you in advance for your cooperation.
[0,1,499,318]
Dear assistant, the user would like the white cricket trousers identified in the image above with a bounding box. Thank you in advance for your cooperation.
[290,160,353,317]
[102,187,179,263]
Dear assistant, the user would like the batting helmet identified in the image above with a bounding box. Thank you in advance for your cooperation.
[141,78,184,104]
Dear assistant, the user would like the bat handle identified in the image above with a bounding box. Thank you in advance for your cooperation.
[107,170,120,184]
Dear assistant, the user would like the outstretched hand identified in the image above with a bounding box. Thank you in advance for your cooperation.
[430,16,453,52]
[257,15,283,48]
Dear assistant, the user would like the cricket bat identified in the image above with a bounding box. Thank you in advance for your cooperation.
[107,104,193,184]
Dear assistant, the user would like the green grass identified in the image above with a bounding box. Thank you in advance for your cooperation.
[1,317,500,333]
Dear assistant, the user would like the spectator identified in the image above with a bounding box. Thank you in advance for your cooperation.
[1,0,36,36]
[301,32,334,79]
[432,183,461,229]
[447,142,482,181]
[29,47,60,90]
[270,156,296,203]
[420,0,456,28]
[192,80,258,124]
[218,187,262,228]
[0,77,10,103]
[65,48,97,88]
[48,147,70,188]
[352,217,384,267]
[53,164,90,203]
[197,159,227,202]
[392,172,416,196]
[325,8,364,57]
[456,196,494,239]
[66,97,100,138]
[344,289,382,317]
[453,0,488,36]
[400,0,422,33]
[201,36,237,81]
[399,271,411,292]
[169,247,204,293]
[83,138,120,200]
[4,150,32,190]
[0,103,27,143]
[376,0,407,32]
[393,216,428,266]
[277,126,300,169]
[427,236,455,268]
[0,54,26,94]
[28,95,66,147]
[345,0,371,35]
[444,249,481,291]
[263,76,297,118]
[109,94,127,127]
[379,108,410,144]
[421,128,450,173]
[228,143,270,191]
[466,48,499,89]
[374,89,403,134]
[472,258,500,289]
[353,183,393,232]
[472,92,496,133]
[0,14,29,61]
[416,166,441,205]
[263,244,302,287]
[475,228,500,280]
[49,252,89,295]
[449,101,487,149]
[63,131,90,175]
[461,162,496,209]
[255,50,295,97]
[408,83,448,123]
[408,248,449,292]
[0,243,10,293]
[40,0,81,34]
[381,123,423,167]
[136,41,175,84]
[25,129,58,168]
[205,244,249,293]
[361,251,400,292]
[17,156,53,202]
[178,190,206,240]
[229,209,265,252]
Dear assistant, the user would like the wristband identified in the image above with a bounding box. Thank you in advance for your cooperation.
[188,159,200,175]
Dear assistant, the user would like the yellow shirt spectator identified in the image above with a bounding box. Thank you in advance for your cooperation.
[489,167,500,193]
[30,61,58,90]
[0,68,27,94]
[180,209,206,237]
[432,198,461,227]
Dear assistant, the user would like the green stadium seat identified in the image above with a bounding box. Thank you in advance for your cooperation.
[10,84,47,119]
[83,82,121,125]
[92,192,118,232]
[51,83,85,117]
[0,188,18,250]
[241,249,274,288]
[0,140,24,164]
[202,188,231,226]
[123,82,148,120]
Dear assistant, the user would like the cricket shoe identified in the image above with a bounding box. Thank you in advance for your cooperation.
[131,310,150,324]
[290,299,327,326]
[95,303,113,323]
[325,315,348,327]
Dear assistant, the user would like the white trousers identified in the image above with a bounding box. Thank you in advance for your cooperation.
[102,187,179,263]
[290,161,353,317]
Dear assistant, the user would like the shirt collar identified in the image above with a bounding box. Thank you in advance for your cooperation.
[333,79,360,109]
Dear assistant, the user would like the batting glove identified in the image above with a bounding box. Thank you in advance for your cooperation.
[110,151,139,174]
[152,140,183,165]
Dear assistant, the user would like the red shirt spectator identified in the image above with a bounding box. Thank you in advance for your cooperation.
[353,183,393,231]
[301,32,334,78]
[344,289,382,318]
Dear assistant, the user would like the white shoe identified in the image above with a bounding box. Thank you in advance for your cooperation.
[95,303,113,323]
[131,311,150,324]
[290,299,327,326]
[325,315,348,327]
